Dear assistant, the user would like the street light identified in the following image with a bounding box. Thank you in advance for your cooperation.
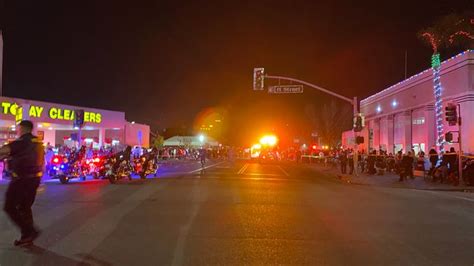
[198,134,205,143]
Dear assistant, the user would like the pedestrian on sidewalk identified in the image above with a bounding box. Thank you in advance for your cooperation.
[367,150,376,175]
[399,151,414,181]
[348,150,354,175]
[0,120,44,246]
[429,147,438,176]
[446,147,457,175]
[340,151,347,174]
[296,150,302,163]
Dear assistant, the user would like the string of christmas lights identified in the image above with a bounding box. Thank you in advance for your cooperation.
[449,31,474,43]
[432,53,444,153]
[362,50,473,104]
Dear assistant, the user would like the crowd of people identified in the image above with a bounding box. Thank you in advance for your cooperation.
[306,146,473,185]
[41,144,237,170]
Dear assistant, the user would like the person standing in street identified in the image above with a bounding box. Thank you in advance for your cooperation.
[0,120,44,246]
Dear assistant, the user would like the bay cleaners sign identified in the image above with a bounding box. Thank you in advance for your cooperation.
[1,101,102,124]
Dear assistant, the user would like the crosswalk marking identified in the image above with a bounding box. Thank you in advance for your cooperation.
[237,163,249,174]
[278,166,290,177]
[187,161,225,174]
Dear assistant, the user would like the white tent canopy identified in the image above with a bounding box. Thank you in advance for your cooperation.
[163,136,219,147]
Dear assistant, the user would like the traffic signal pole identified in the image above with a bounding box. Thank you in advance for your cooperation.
[265,75,354,104]
[457,104,463,183]
[264,74,360,176]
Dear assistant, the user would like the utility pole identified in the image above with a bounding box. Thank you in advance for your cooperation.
[404,50,408,80]
[457,104,463,183]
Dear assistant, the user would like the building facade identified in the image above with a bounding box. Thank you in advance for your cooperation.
[343,50,474,154]
[0,96,150,148]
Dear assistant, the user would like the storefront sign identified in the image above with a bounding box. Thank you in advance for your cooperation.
[1,101,102,124]
[15,106,23,123]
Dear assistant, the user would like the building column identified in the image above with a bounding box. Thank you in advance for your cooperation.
[403,111,412,153]
[368,120,374,152]
[387,115,394,154]
[379,116,392,152]
[374,118,381,150]
[98,128,106,148]
[425,105,436,150]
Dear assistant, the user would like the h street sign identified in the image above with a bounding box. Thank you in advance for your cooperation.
[268,85,304,94]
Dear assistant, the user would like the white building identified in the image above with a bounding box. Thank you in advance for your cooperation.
[163,136,219,147]
[0,96,150,148]
[343,50,474,154]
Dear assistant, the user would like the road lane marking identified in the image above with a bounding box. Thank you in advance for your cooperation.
[245,173,283,177]
[187,161,225,174]
[424,190,474,203]
[278,166,290,177]
[237,163,249,174]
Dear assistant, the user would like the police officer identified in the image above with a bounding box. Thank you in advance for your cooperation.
[0,120,44,246]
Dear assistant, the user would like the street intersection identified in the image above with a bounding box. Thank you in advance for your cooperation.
[1,160,473,265]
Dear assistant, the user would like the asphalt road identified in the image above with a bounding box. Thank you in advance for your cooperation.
[0,160,473,266]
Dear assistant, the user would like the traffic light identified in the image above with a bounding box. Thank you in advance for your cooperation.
[355,136,364,144]
[253,68,264,90]
[445,103,458,126]
[353,114,364,132]
[445,132,453,143]
[74,109,85,128]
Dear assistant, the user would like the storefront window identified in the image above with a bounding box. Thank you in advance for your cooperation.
[413,143,426,154]
[412,117,425,125]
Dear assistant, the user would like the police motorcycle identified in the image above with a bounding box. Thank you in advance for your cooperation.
[81,155,108,179]
[47,154,64,177]
[106,146,134,184]
[135,148,159,179]
[55,147,87,184]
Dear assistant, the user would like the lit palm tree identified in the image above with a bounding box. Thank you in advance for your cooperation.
[419,13,473,153]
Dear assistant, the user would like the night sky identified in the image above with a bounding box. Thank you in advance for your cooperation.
[1,1,473,145]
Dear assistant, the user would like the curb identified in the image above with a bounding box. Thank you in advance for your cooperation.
[317,167,474,193]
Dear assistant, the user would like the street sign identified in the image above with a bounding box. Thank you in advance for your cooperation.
[268,85,303,94]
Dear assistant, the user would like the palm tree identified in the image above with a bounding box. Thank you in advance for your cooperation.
[419,13,473,153]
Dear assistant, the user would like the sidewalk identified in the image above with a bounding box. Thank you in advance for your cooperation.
[310,164,474,191]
